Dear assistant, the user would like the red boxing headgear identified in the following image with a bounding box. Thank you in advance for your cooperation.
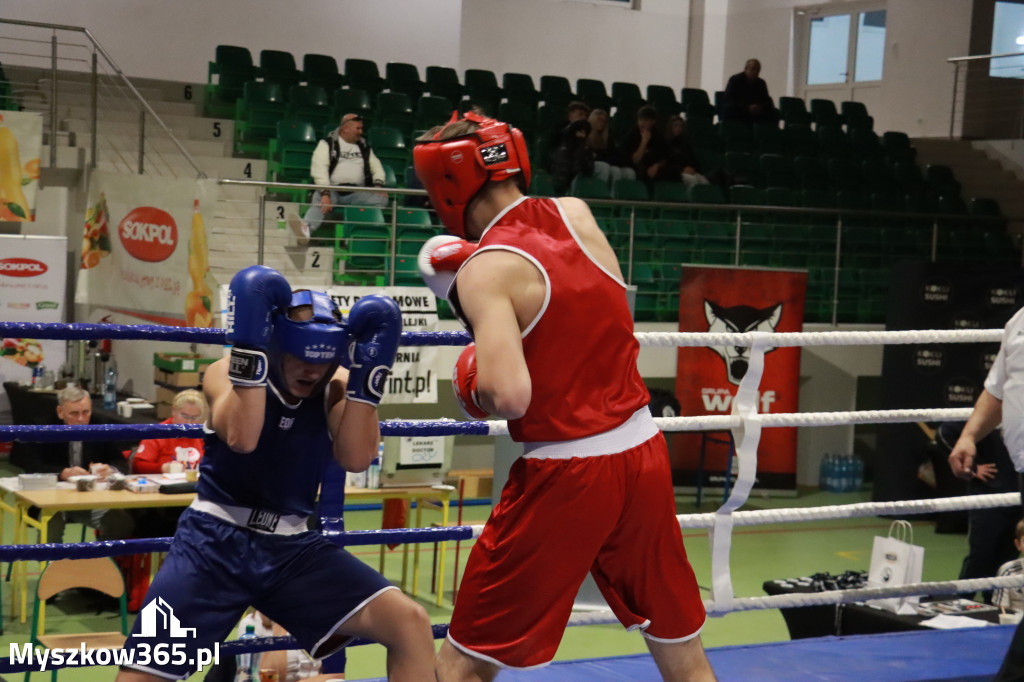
[412,112,531,239]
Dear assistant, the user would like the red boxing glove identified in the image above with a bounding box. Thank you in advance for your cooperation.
[418,235,478,300]
[453,343,489,419]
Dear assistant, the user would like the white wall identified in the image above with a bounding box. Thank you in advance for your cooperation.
[459,0,690,92]
[4,0,462,82]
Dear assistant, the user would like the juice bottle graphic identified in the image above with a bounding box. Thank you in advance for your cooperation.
[185,198,213,327]
[0,114,30,221]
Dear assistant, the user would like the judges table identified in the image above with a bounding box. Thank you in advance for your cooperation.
[344,485,455,607]
[763,573,1002,639]
[2,479,195,626]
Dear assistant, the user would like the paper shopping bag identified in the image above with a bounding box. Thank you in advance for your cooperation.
[866,520,924,613]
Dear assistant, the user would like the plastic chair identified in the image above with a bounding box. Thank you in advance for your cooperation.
[881,131,916,164]
[344,58,385,96]
[208,45,256,104]
[464,69,503,103]
[539,75,574,106]
[646,84,682,116]
[783,123,817,158]
[681,88,716,118]
[425,66,464,104]
[925,164,962,198]
[29,558,128,682]
[270,120,318,182]
[377,92,416,135]
[810,99,842,128]
[498,100,537,137]
[816,126,851,159]
[302,53,344,92]
[234,81,286,155]
[385,62,425,100]
[368,126,410,171]
[570,175,612,200]
[502,72,540,108]
[285,85,331,129]
[416,95,455,130]
[576,78,613,111]
[778,96,812,126]
[333,88,373,123]
[611,82,644,110]
[259,49,302,91]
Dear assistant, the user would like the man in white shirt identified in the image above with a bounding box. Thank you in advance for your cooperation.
[949,305,1024,681]
[288,113,388,244]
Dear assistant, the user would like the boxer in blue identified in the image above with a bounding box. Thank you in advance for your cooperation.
[117,265,435,681]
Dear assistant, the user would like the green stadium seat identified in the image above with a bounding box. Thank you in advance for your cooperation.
[783,123,817,158]
[207,45,257,115]
[841,100,870,123]
[760,153,796,188]
[849,128,883,160]
[367,126,410,176]
[332,88,373,123]
[810,99,842,128]
[285,85,331,129]
[611,82,645,110]
[269,119,318,183]
[724,152,759,186]
[377,92,416,135]
[860,159,895,195]
[498,100,537,138]
[530,173,557,197]
[260,50,302,90]
[882,131,916,164]
[570,174,612,199]
[426,66,464,104]
[465,69,504,103]
[416,95,454,130]
[892,161,926,194]
[925,164,962,198]
[778,96,812,126]
[234,81,286,155]
[816,126,851,159]
[503,72,540,108]
[385,62,425,100]
[681,88,716,118]
[344,58,385,96]
[646,84,682,116]
[826,158,862,191]
[720,119,754,153]
[754,123,785,155]
[539,75,574,106]
[303,54,344,92]
[576,78,613,111]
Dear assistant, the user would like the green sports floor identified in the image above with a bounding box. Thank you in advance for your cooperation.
[0,463,975,681]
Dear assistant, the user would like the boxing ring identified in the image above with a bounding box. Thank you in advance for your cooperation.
[2,320,1024,680]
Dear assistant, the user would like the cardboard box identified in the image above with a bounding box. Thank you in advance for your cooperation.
[153,353,216,373]
[156,402,172,420]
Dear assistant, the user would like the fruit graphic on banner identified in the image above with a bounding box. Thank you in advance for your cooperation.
[82,192,112,269]
[0,114,32,222]
[185,198,213,327]
[0,338,44,367]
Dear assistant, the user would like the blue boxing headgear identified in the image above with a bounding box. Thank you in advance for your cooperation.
[268,290,349,392]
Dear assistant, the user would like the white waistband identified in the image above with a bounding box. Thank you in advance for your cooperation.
[521,407,660,460]
[190,498,309,535]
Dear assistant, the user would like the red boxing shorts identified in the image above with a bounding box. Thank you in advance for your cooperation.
[447,432,706,669]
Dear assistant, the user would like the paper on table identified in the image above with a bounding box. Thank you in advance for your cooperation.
[919,614,992,629]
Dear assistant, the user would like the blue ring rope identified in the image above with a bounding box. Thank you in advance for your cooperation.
[0,322,471,347]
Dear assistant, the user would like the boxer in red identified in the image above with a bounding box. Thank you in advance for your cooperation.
[415,113,715,682]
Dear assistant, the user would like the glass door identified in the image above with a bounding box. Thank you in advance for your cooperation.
[796,4,887,113]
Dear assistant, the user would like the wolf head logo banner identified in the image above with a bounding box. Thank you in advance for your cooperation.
[704,300,782,385]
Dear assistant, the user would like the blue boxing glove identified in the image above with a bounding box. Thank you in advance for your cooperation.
[226,265,292,386]
[345,295,402,405]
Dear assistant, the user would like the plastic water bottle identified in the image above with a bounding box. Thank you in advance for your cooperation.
[852,454,864,491]
[103,364,117,410]
[236,624,261,682]
[368,442,382,489]
[819,453,830,491]
[837,455,849,492]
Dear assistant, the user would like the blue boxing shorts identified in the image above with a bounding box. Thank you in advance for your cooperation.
[120,506,396,680]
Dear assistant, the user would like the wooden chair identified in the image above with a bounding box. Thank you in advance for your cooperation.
[28,557,128,681]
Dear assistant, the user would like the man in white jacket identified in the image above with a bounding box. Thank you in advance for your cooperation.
[288,113,388,244]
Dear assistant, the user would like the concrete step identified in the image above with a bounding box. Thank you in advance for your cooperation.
[39,145,87,169]
[60,111,235,144]
[35,76,166,104]
[45,91,201,118]
[93,154,265,181]
[70,131,231,159]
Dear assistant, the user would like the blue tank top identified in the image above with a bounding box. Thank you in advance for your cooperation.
[196,381,332,517]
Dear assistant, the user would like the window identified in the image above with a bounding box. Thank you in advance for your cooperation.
[990,1,1024,78]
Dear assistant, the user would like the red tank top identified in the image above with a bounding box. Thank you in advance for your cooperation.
[452,196,649,442]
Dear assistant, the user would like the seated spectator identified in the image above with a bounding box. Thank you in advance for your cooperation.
[720,58,779,125]
[588,108,636,185]
[666,115,710,190]
[12,385,133,542]
[994,521,1024,614]
[621,105,679,186]
[547,101,592,165]
[287,113,388,245]
[131,389,207,474]
[550,119,595,195]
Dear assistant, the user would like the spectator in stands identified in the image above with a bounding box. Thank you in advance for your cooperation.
[287,113,388,245]
[131,389,207,474]
[588,109,636,186]
[621,105,678,186]
[13,385,133,542]
[993,520,1024,614]
[666,115,710,190]
[720,58,779,125]
[549,119,596,195]
[547,101,592,166]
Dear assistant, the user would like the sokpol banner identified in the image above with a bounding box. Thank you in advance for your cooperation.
[76,172,219,327]
[671,265,806,492]
[0,111,42,222]
[0,235,68,416]
[218,284,440,405]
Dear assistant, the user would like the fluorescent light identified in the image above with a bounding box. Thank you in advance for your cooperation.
[1016,34,1024,45]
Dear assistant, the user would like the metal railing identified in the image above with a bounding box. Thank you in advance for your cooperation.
[0,18,205,177]
[948,51,1024,139]
[217,179,1017,326]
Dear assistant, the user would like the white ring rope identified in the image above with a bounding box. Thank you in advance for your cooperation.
[634,328,1002,348]
[676,493,1022,529]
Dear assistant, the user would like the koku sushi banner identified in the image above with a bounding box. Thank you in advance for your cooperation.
[0,235,68,416]
[0,111,42,222]
[671,265,806,492]
[76,172,219,326]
